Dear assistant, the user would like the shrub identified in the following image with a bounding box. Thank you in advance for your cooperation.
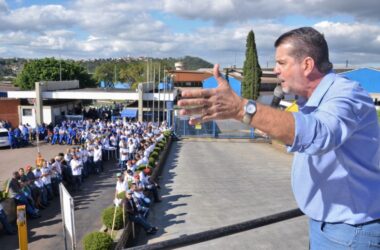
[83,232,113,250]
[163,131,171,137]
[149,157,155,167]
[154,146,162,154]
[117,191,125,200]
[101,206,124,230]
[150,151,159,160]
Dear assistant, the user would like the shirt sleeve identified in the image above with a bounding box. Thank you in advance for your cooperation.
[288,85,374,155]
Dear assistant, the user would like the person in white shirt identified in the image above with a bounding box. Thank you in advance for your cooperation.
[130,178,150,207]
[126,160,136,172]
[119,141,129,170]
[70,154,82,192]
[139,170,161,203]
[80,145,89,178]
[128,139,136,160]
[135,153,148,167]
[41,161,54,199]
[64,148,72,163]
[93,145,102,174]
[114,172,129,206]
[33,167,49,206]
[50,157,62,196]
[87,141,95,173]
[124,169,134,183]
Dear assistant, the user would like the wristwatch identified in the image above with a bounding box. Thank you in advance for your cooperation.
[242,100,257,125]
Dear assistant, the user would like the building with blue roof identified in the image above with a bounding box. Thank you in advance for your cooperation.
[203,75,242,96]
[339,67,380,104]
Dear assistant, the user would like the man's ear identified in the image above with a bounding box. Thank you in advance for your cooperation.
[303,57,315,76]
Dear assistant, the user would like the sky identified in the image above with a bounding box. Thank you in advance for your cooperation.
[1,0,380,68]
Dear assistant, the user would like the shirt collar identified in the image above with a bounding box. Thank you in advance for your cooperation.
[298,72,336,108]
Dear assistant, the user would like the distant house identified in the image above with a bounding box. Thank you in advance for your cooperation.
[168,70,212,88]
[339,67,380,104]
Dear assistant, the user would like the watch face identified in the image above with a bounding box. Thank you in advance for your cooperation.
[246,103,256,114]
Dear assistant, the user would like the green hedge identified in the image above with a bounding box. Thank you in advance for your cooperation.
[154,145,162,152]
[83,232,113,250]
[150,151,159,160]
[101,206,124,230]
[149,157,155,167]
[163,131,172,137]
[117,191,125,200]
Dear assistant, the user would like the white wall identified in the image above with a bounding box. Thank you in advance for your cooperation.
[43,106,53,125]
[20,106,54,127]
[20,106,36,127]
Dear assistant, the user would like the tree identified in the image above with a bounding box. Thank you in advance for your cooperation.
[119,61,146,89]
[15,58,96,90]
[242,30,262,100]
[93,62,117,84]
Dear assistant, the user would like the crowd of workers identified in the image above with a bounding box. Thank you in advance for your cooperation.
[0,117,170,237]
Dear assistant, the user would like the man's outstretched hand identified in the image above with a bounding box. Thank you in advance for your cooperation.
[178,64,245,125]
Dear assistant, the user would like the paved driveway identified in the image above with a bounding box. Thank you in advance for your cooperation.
[132,139,309,250]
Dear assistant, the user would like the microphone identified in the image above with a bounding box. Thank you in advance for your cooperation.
[271,85,284,108]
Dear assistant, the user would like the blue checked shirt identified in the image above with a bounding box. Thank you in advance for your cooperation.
[288,72,380,225]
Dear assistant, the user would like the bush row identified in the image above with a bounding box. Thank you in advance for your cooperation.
[83,131,172,250]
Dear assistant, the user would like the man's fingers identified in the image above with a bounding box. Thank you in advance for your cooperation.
[180,88,212,99]
[213,64,228,87]
[177,98,209,108]
[188,113,218,125]
[213,64,222,82]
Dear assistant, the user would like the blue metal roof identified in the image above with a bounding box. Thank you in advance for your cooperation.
[203,75,241,96]
[121,108,138,118]
[158,82,173,90]
[340,68,380,93]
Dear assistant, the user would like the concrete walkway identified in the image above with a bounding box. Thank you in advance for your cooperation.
[132,139,309,249]
[0,143,119,250]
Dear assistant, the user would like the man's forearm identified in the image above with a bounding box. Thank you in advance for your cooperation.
[237,100,295,145]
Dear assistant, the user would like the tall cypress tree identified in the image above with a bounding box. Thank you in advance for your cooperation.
[242,30,262,100]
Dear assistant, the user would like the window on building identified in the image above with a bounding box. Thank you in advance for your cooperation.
[22,108,33,116]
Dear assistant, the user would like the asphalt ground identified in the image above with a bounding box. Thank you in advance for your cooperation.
[0,142,119,250]
[131,139,309,250]
[0,139,309,250]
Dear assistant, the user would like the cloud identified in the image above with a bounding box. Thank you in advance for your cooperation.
[162,0,380,24]
[0,0,379,68]
[314,21,380,66]
[0,4,77,32]
[0,0,8,13]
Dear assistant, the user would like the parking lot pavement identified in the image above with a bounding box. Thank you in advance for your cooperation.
[0,142,119,250]
[134,139,309,250]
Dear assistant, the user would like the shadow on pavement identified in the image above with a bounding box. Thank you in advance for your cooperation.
[127,141,193,248]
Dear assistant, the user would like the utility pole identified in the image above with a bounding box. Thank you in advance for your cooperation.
[146,59,150,122]
[158,63,161,124]
[152,63,155,123]
[59,56,62,82]
[114,64,117,83]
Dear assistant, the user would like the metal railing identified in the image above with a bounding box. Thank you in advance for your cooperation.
[173,117,256,139]
[126,208,304,250]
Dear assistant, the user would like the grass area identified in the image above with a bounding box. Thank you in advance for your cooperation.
[378,109,380,122]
